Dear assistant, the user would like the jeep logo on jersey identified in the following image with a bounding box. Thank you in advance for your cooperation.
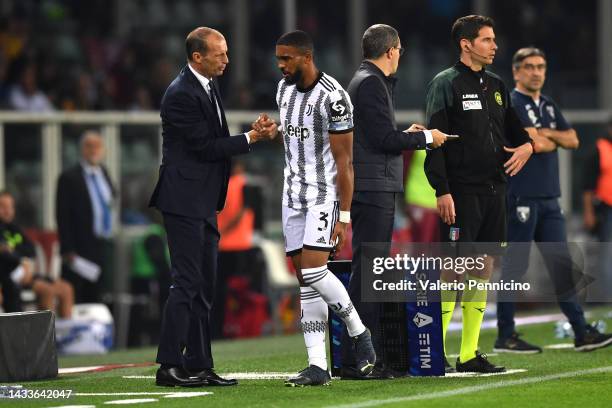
[283,122,310,141]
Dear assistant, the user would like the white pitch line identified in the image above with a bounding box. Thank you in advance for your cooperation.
[444,368,527,378]
[446,353,498,358]
[123,369,526,380]
[74,392,212,397]
[327,366,612,408]
[545,343,574,349]
[59,366,105,374]
[104,399,158,405]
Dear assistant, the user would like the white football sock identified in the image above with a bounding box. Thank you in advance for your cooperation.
[302,265,366,337]
[300,286,328,370]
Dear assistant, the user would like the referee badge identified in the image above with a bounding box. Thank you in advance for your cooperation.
[516,206,530,223]
[494,91,503,106]
[449,227,460,242]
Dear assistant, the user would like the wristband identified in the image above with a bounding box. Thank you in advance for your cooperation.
[339,211,351,223]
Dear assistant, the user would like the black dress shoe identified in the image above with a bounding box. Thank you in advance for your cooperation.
[340,364,408,380]
[190,368,238,386]
[156,366,207,387]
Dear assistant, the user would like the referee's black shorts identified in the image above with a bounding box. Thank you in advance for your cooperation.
[440,189,507,256]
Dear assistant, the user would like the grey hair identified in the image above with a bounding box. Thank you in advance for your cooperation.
[79,130,103,148]
[362,24,399,60]
[512,47,546,70]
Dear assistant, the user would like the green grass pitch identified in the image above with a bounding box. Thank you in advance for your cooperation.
[4,307,612,407]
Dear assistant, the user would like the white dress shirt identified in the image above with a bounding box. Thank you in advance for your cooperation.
[81,161,113,238]
[187,63,250,143]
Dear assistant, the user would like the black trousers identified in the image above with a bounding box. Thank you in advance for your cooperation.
[342,195,395,367]
[156,212,218,369]
[62,238,112,304]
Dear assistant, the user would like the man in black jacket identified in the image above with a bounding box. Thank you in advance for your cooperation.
[56,130,115,304]
[342,24,448,378]
[424,15,533,374]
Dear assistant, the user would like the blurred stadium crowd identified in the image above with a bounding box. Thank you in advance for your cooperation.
[0,0,599,112]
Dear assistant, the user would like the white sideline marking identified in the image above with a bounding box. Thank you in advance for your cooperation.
[123,369,526,380]
[123,373,294,380]
[545,343,574,349]
[444,368,527,377]
[164,392,213,398]
[75,392,212,397]
[104,399,158,404]
[446,353,498,358]
[46,406,95,408]
[59,366,104,374]
[327,366,612,408]
[448,312,565,333]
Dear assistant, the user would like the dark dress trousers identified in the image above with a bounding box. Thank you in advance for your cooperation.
[343,61,428,367]
[149,66,250,369]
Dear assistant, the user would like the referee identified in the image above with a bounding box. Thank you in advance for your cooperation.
[424,15,533,373]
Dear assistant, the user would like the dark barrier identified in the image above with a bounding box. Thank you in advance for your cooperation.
[0,311,58,382]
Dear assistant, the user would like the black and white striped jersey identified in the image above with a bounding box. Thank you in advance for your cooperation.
[276,72,354,209]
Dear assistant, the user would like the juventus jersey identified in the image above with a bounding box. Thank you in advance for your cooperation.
[276,72,354,209]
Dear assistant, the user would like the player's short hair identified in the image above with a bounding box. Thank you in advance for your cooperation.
[512,47,547,69]
[451,15,495,51]
[0,190,12,199]
[276,30,314,55]
[185,27,219,61]
[362,24,399,59]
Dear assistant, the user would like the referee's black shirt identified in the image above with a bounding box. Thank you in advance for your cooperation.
[424,61,530,197]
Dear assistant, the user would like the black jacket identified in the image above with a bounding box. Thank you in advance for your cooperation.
[424,61,529,196]
[348,61,427,193]
[56,164,115,261]
[148,66,250,218]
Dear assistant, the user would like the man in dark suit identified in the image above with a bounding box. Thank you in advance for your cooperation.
[149,27,277,387]
[56,130,115,304]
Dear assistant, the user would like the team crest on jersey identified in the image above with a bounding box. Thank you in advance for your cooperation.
[495,91,503,106]
[306,104,313,116]
[516,206,530,223]
[281,101,287,108]
[527,108,540,127]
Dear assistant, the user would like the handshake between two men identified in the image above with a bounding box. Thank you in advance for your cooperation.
[247,117,452,148]
[246,113,279,143]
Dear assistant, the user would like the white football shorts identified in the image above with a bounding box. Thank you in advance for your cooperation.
[282,201,339,256]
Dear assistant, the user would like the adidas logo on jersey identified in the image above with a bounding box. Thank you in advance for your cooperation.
[316,236,327,244]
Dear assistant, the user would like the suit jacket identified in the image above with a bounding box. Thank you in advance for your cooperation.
[149,66,250,219]
[56,163,115,262]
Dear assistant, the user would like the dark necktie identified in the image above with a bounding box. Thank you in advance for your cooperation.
[208,82,222,126]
